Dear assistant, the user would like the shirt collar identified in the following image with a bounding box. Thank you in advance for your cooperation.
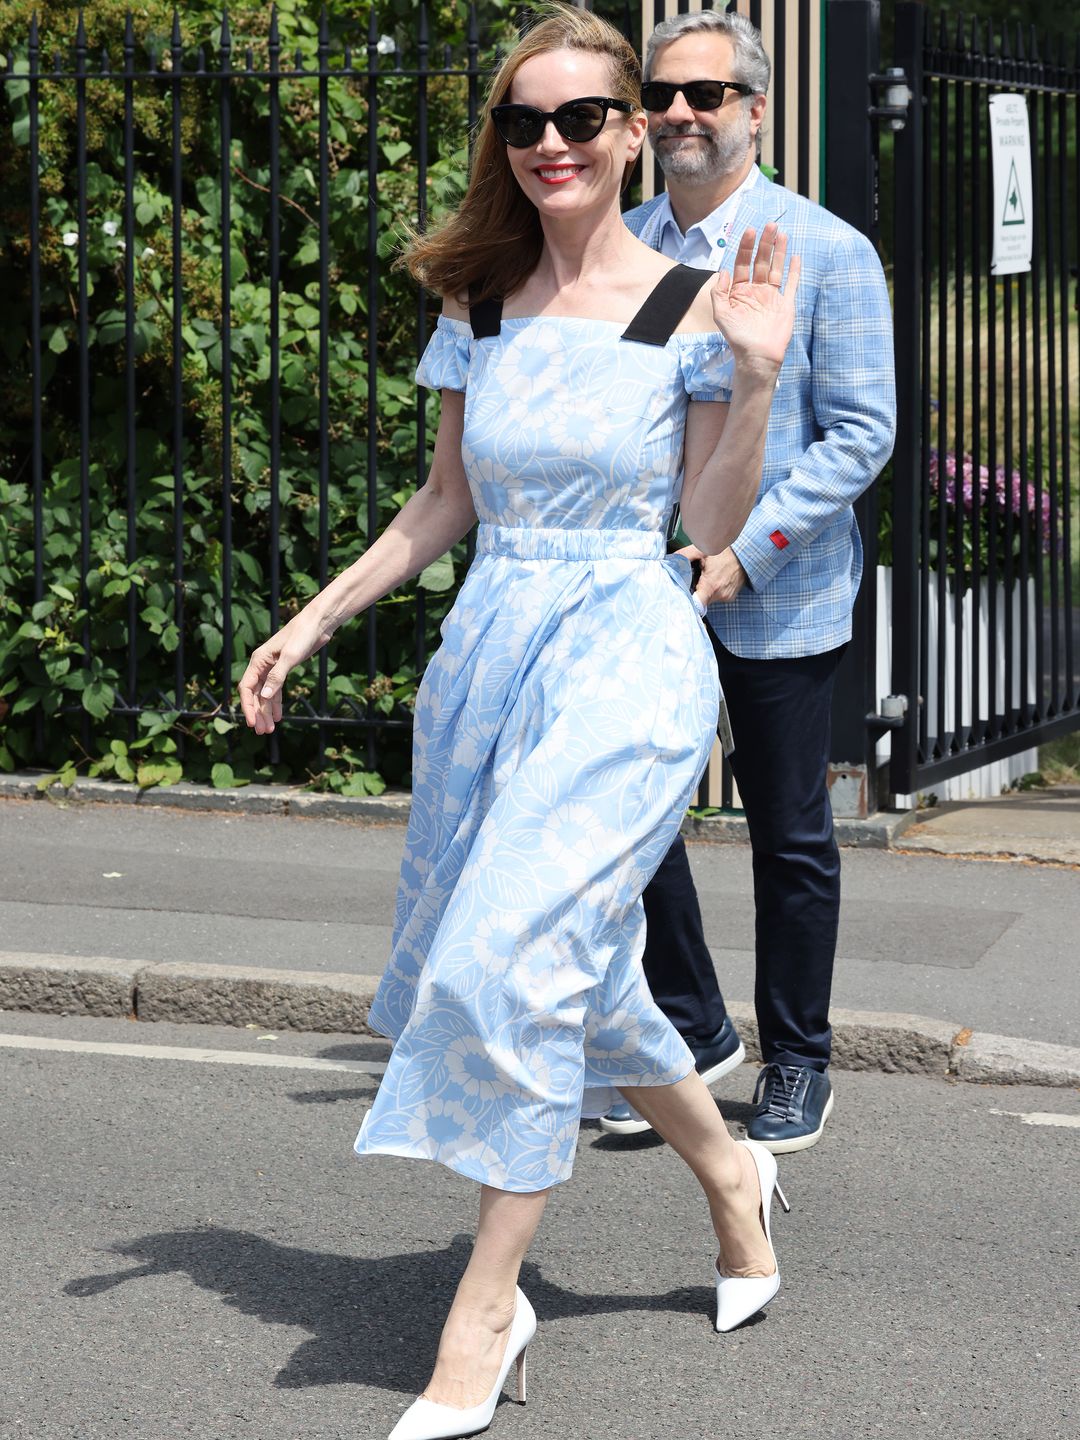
[656,163,763,253]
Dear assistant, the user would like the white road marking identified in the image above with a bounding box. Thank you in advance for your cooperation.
[990,1108,1080,1129]
[0,1032,387,1076]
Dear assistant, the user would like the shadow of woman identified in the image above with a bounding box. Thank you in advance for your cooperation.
[64,1228,715,1392]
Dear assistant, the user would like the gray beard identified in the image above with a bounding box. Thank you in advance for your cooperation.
[648,107,753,185]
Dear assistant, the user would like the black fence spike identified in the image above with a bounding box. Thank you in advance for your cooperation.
[171,10,181,49]
[469,3,480,46]
[368,5,379,44]
[343,41,352,70]
[937,8,948,49]
[999,17,1010,59]
[1015,20,1025,61]
[419,2,429,48]
[29,10,38,47]
[76,8,87,48]
[269,4,279,47]
[245,45,253,71]
[148,44,158,72]
[954,11,965,51]
[100,47,111,74]
[196,43,205,74]
[219,7,232,52]
[294,44,304,71]
[1028,23,1038,63]
[53,48,62,73]
[970,16,981,56]
[319,5,329,47]
[124,10,134,47]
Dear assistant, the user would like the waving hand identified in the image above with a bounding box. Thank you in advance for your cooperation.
[710,222,801,369]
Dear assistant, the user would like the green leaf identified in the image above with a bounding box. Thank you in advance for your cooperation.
[50,583,76,603]
[339,771,386,797]
[418,554,455,592]
[48,325,68,354]
[211,762,250,789]
[12,687,46,715]
[82,678,116,720]
[137,760,183,789]
[212,716,236,734]
[381,141,411,166]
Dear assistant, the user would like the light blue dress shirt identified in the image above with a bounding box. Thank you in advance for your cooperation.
[653,164,763,267]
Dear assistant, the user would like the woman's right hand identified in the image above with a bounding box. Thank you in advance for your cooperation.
[237,608,334,735]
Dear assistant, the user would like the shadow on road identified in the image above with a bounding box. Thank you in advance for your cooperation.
[63,1228,717,1392]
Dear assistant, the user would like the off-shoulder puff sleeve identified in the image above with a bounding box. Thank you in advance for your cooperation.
[678,332,734,403]
[415,315,472,393]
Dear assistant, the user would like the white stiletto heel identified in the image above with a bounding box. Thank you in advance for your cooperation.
[714,1139,790,1333]
[388,1287,537,1439]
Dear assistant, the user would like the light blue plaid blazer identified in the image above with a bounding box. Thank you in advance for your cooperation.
[624,174,896,658]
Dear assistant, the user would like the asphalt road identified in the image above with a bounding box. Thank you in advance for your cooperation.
[2,1009,1077,1440]
[1,798,1077,1045]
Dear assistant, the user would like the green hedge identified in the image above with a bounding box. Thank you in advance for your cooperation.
[0,1,536,793]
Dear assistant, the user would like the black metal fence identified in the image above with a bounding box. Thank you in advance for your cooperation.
[889,2,1080,793]
[0,5,512,788]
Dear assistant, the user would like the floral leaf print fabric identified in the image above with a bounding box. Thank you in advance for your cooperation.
[354,314,729,1193]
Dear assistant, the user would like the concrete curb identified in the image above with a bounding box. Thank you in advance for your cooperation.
[0,772,916,848]
[2,950,1077,1088]
[896,832,1080,867]
[0,772,413,824]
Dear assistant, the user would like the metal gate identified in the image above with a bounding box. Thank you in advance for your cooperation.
[888,2,1080,794]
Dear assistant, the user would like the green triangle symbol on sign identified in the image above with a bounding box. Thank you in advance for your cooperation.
[1002,157,1026,226]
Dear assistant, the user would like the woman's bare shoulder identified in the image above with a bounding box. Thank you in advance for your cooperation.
[676,272,720,335]
[440,292,470,322]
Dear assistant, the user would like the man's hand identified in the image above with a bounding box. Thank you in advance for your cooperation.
[677,545,749,605]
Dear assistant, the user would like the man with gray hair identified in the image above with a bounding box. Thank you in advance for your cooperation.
[601,7,896,1152]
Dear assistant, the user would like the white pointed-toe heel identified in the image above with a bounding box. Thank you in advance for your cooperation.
[714,1139,790,1333]
[388,1287,536,1440]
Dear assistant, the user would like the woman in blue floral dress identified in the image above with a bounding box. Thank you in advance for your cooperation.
[239,6,800,1437]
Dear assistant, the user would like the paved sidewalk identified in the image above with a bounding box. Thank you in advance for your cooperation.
[899,786,1080,866]
[1,787,1077,1087]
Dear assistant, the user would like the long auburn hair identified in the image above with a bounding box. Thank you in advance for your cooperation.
[400,3,643,303]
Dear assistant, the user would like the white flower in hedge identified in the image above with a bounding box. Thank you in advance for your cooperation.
[102,220,118,236]
[376,34,395,55]
[141,246,155,260]
[62,231,78,246]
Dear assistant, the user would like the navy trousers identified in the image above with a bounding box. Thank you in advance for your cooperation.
[640,630,845,1072]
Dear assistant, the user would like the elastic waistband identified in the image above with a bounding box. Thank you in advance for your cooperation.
[476,524,665,562]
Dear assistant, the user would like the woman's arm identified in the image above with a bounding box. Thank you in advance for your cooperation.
[678,224,800,556]
[238,389,475,735]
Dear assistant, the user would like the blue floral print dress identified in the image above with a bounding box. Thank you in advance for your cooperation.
[353,307,733,1193]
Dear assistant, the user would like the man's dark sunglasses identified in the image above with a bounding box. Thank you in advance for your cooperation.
[491,96,635,148]
[640,79,754,112]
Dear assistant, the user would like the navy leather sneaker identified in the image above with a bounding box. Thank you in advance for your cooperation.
[746,1063,833,1153]
[599,1016,746,1136]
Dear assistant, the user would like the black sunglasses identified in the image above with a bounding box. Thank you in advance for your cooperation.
[640,79,754,112]
[491,96,634,148]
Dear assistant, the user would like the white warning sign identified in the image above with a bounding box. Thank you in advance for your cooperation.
[989,94,1033,276]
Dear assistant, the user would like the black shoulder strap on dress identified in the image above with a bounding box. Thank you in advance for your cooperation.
[620,264,715,347]
[468,286,504,339]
